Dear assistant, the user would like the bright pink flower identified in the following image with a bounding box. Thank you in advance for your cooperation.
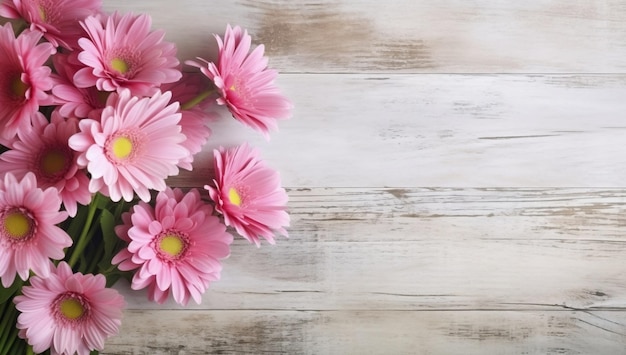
[0,0,102,49]
[13,261,125,355]
[0,172,71,287]
[206,143,289,246]
[113,187,233,306]
[0,22,55,140]
[186,24,292,139]
[68,89,189,202]
[75,12,182,96]
[0,112,91,217]
[50,51,109,119]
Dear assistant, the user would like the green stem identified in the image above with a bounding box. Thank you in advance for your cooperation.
[180,89,216,110]
[3,318,22,355]
[68,195,100,268]
[0,302,16,354]
[86,243,105,275]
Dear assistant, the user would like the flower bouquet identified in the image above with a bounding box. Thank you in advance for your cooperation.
[0,1,292,354]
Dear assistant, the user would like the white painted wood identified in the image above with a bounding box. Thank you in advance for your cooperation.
[169,74,626,188]
[107,188,626,353]
[103,310,626,354]
[103,0,626,73]
[114,188,626,312]
[86,1,626,354]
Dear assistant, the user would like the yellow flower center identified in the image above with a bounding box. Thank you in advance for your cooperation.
[41,150,67,175]
[110,58,129,74]
[228,188,242,206]
[4,211,32,240]
[11,77,28,99]
[38,6,47,21]
[59,298,84,320]
[159,234,185,257]
[112,136,133,159]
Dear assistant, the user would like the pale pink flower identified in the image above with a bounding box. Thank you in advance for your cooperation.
[186,24,292,139]
[13,261,125,355]
[0,112,91,217]
[68,89,189,202]
[206,143,289,246]
[0,0,102,49]
[50,51,109,119]
[113,187,233,305]
[74,12,182,96]
[0,22,55,140]
[0,172,71,287]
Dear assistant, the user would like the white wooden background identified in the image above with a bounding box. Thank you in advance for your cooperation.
[101,1,626,354]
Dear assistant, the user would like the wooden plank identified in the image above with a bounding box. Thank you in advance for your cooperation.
[103,310,626,354]
[167,74,626,188]
[103,0,626,73]
[115,188,626,312]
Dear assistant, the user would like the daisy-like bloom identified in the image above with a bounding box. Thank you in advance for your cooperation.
[161,73,214,170]
[74,12,182,96]
[0,172,71,287]
[13,261,125,355]
[186,24,292,139]
[112,187,233,306]
[50,51,110,120]
[68,88,189,202]
[0,111,91,217]
[0,0,102,49]
[206,143,289,246]
[0,22,55,140]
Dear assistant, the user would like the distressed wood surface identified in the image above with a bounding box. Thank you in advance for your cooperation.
[104,0,626,73]
[100,0,626,354]
[168,74,626,188]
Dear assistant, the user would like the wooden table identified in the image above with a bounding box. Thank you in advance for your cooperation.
[103,1,626,354]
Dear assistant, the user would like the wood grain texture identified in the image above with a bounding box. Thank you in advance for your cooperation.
[107,188,626,353]
[115,188,626,312]
[103,310,626,354]
[169,74,626,188]
[94,0,626,354]
[103,0,626,73]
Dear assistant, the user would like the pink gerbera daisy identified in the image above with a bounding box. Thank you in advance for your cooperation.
[13,261,125,355]
[0,22,55,140]
[50,51,110,119]
[0,172,71,287]
[112,187,233,305]
[161,73,215,170]
[186,24,292,139]
[68,88,189,202]
[0,0,102,49]
[206,143,289,246]
[0,111,91,217]
[74,12,182,96]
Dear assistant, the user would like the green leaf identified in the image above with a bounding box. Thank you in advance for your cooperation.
[0,278,22,304]
[99,209,118,259]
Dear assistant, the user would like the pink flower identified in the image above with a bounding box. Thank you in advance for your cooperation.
[0,22,55,140]
[186,24,292,139]
[206,143,289,246]
[50,51,109,119]
[13,261,125,355]
[0,0,102,49]
[161,73,215,170]
[0,112,91,217]
[68,89,189,202]
[0,172,71,287]
[113,188,233,305]
[74,12,182,96]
